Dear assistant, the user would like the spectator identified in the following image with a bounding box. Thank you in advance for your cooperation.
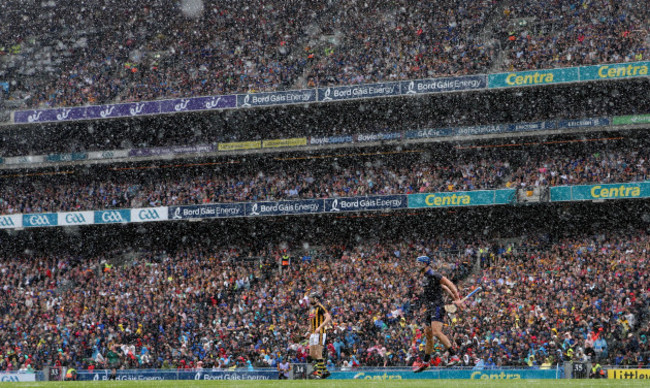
[277,357,290,380]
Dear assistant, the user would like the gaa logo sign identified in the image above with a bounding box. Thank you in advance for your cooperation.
[102,211,124,223]
[65,213,87,224]
[0,216,16,227]
[24,214,57,227]
[138,209,160,221]
[132,208,168,222]
[95,210,130,224]
[0,373,35,382]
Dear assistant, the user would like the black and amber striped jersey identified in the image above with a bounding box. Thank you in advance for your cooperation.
[309,303,328,334]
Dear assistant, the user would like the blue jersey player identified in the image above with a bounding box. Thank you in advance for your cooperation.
[413,255,463,372]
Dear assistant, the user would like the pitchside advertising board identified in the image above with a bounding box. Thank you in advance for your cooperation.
[245,199,324,217]
[14,95,237,124]
[45,152,87,162]
[318,82,400,102]
[613,114,650,126]
[355,132,402,143]
[308,135,354,146]
[59,211,94,226]
[94,209,131,224]
[77,370,277,381]
[331,369,559,380]
[409,190,515,208]
[4,183,649,230]
[400,75,487,95]
[0,373,36,382]
[87,150,130,160]
[23,213,58,228]
[324,196,407,212]
[1,195,409,229]
[557,117,610,129]
[0,214,22,229]
[169,203,246,220]
[74,368,560,381]
[169,195,407,220]
[551,182,650,202]
[237,89,316,108]
[489,67,580,89]
[608,369,650,379]
[128,144,216,158]
[403,117,606,140]
[262,138,307,148]
[580,61,650,82]
[487,61,650,89]
[404,120,557,139]
[131,207,168,222]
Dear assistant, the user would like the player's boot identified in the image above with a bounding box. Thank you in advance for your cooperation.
[413,360,429,373]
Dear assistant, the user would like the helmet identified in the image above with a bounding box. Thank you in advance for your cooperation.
[309,291,321,300]
[416,256,431,264]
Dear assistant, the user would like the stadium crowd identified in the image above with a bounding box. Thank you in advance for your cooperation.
[3,73,650,159]
[0,143,648,214]
[501,1,650,71]
[1,0,650,378]
[1,0,649,109]
[0,229,647,372]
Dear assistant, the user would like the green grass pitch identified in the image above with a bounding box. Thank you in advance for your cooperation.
[4,380,648,388]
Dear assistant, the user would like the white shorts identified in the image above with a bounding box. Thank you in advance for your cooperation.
[309,333,326,346]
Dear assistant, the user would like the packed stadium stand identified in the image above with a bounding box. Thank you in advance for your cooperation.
[1,0,649,109]
[1,77,650,157]
[0,204,648,371]
[1,0,650,381]
[0,135,649,214]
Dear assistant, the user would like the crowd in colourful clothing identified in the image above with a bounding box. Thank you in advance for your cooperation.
[501,1,650,71]
[2,1,649,109]
[0,229,648,372]
[1,142,648,215]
